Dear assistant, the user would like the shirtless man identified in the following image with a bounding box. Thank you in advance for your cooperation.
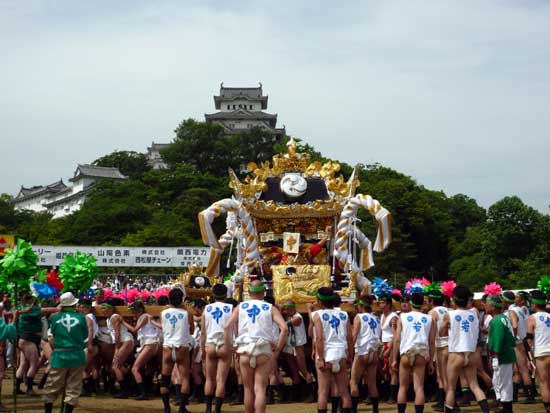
[428,290,448,411]
[201,284,233,413]
[392,292,435,413]
[502,290,536,403]
[526,289,550,413]
[157,288,194,413]
[440,285,489,413]
[224,280,288,413]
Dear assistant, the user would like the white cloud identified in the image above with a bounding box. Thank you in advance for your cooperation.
[0,0,549,212]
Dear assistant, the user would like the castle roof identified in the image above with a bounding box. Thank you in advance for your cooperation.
[14,179,68,201]
[69,164,128,182]
[205,110,277,128]
[214,83,268,110]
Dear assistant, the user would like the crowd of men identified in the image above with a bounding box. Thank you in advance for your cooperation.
[0,281,549,413]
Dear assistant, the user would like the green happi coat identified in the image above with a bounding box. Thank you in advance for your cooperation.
[49,308,88,369]
[488,313,516,365]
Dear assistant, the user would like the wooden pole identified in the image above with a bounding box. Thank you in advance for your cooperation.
[12,285,17,413]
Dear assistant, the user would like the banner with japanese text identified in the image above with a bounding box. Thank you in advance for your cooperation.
[32,245,211,268]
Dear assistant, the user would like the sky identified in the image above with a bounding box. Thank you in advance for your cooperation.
[1,0,549,212]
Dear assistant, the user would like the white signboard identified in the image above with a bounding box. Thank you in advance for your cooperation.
[33,245,211,268]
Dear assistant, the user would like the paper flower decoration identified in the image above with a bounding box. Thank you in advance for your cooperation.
[103,288,114,300]
[124,288,140,303]
[59,251,98,296]
[0,238,40,292]
[483,282,502,296]
[81,288,97,300]
[441,280,456,298]
[391,288,402,298]
[31,282,57,300]
[153,287,170,300]
[140,290,151,302]
[46,269,64,292]
[538,276,550,297]
[423,282,441,294]
[405,278,426,294]
[372,277,394,298]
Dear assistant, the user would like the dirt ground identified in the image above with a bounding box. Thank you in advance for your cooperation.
[2,389,548,413]
[0,371,546,413]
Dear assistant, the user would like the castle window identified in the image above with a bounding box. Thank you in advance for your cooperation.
[227,105,230,110]
[233,105,236,109]
[249,105,253,110]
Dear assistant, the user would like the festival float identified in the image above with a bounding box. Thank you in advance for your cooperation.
[197,139,392,310]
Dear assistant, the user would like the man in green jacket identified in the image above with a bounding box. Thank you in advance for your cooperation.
[486,294,516,413]
[42,292,89,413]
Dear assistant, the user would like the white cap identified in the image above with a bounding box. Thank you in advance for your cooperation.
[59,292,78,307]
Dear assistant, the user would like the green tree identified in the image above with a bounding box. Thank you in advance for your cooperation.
[93,150,150,179]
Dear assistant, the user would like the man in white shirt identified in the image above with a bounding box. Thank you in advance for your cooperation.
[224,280,288,413]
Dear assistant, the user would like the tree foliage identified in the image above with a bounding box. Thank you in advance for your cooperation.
[0,119,548,290]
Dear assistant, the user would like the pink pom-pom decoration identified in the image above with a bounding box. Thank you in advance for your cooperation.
[125,288,140,303]
[483,282,502,296]
[153,288,170,300]
[140,290,151,302]
[405,278,428,294]
[103,288,114,299]
[391,288,402,298]
[441,280,456,298]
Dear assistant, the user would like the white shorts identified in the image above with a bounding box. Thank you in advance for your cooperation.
[97,332,113,344]
[493,362,513,402]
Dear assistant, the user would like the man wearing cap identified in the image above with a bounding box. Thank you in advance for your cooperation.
[42,292,89,413]
[486,294,516,413]
[224,280,288,413]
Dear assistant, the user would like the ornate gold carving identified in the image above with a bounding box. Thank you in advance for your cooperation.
[271,265,331,304]
[247,200,342,219]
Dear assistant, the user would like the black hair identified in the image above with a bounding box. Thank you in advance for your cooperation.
[80,298,93,307]
[530,290,547,309]
[332,292,342,307]
[212,284,227,300]
[129,300,145,313]
[106,297,125,307]
[193,299,207,309]
[157,296,169,306]
[452,285,471,308]
[225,298,238,306]
[263,295,275,305]
[169,288,184,306]
[501,291,515,303]
[381,295,392,304]
[318,287,335,309]
[428,291,444,306]
[411,292,424,308]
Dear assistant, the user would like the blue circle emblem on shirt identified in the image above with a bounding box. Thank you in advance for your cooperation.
[262,304,269,311]
[322,313,330,321]
[165,314,171,319]
[438,309,445,314]
[178,314,184,319]
[242,303,249,310]
[455,315,462,322]
[407,316,413,322]
[223,306,230,313]
[339,313,347,321]
[468,315,475,322]
[540,316,545,322]
[421,317,427,324]
[207,307,212,313]
[362,315,369,322]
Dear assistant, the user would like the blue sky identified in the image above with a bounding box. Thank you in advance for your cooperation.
[1,0,549,212]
